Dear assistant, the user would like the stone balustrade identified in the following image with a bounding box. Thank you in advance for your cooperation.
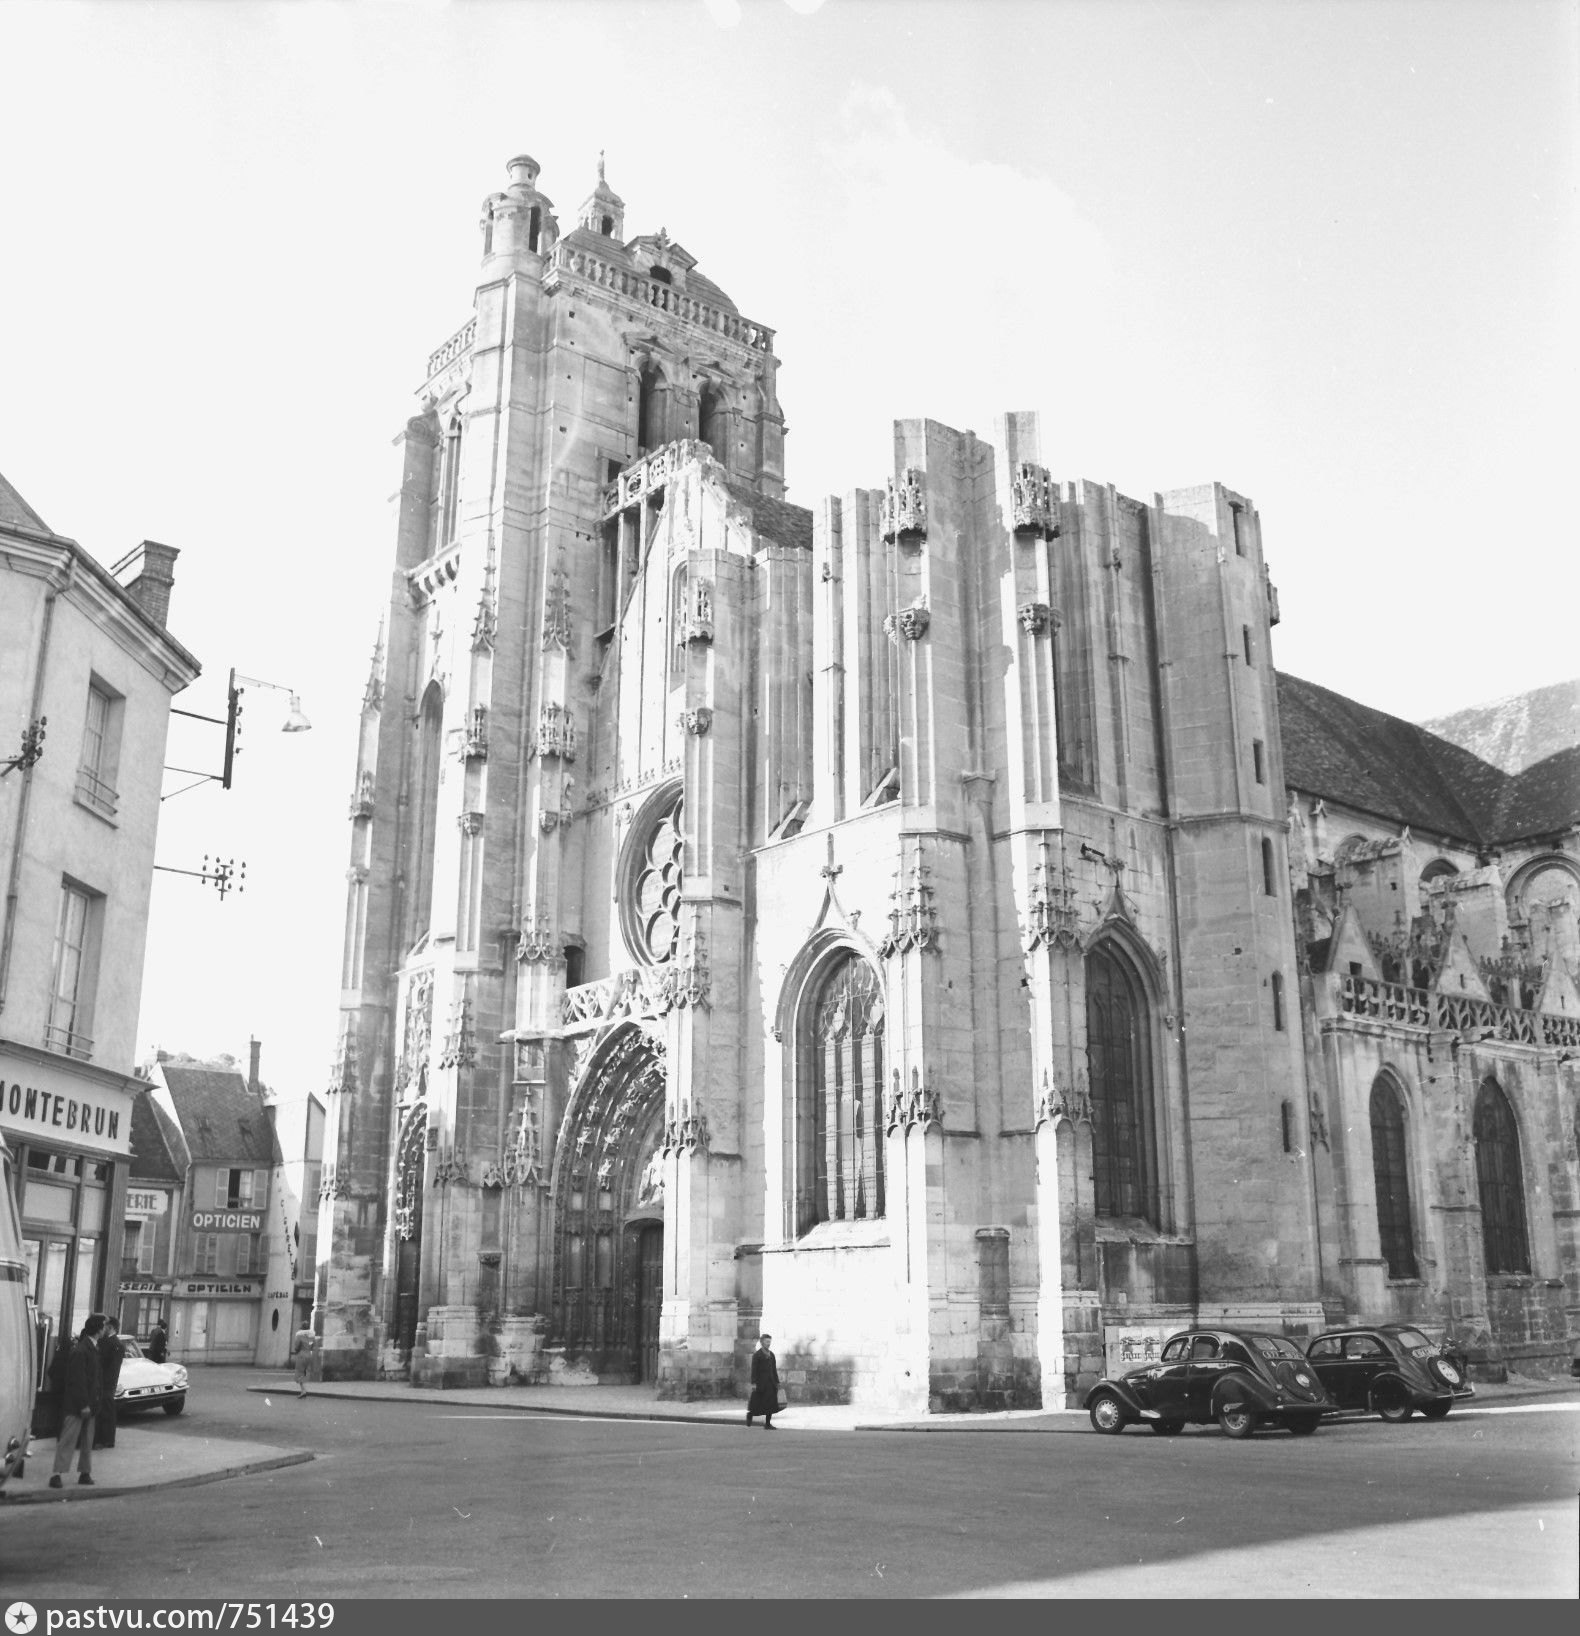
[1338,972,1580,1046]
[426,318,477,380]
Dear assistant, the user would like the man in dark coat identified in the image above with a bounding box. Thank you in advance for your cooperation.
[746,1332,780,1430]
[50,1314,105,1487]
[95,1316,126,1448]
[145,1320,168,1364]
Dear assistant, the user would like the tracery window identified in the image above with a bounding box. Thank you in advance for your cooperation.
[1086,941,1159,1226]
[1474,1078,1530,1275]
[1369,1076,1417,1279]
[797,954,885,1234]
[623,788,683,965]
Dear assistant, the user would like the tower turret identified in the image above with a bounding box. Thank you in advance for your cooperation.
[480,153,557,264]
[577,152,625,241]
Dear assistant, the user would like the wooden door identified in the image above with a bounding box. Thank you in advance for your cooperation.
[635,1225,662,1384]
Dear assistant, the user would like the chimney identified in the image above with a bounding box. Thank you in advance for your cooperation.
[248,1037,262,1099]
[112,540,180,627]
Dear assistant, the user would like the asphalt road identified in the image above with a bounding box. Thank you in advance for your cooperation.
[3,1371,1576,1599]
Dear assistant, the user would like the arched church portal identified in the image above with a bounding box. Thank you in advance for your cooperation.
[550,1027,668,1381]
[391,1101,428,1357]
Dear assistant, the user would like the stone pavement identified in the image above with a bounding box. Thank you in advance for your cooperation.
[2,1429,312,1505]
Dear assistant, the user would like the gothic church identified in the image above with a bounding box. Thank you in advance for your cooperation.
[316,153,1579,1408]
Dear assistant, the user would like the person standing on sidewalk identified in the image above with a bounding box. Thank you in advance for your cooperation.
[94,1316,126,1448]
[291,1321,315,1399]
[50,1314,105,1488]
[145,1319,168,1364]
[745,1333,780,1430]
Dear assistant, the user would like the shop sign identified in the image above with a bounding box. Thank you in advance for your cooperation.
[0,1052,133,1158]
[191,1210,264,1232]
[119,1279,175,1295]
[126,1189,168,1217]
[177,1279,261,1299]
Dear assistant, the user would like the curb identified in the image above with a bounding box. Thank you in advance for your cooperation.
[2,1449,315,1505]
[246,1383,745,1426]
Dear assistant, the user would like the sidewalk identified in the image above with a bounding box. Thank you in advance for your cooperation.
[2,1429,313,1506]
[243,1367,1580,1433]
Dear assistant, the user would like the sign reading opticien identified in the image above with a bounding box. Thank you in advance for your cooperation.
[0,1051,134,1158]
[191,1210,264,1233]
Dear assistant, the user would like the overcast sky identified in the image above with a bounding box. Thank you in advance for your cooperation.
[1,0,1574,1111]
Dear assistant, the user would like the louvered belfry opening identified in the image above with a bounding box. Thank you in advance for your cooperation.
[801,955,885,1233]
[1474,1077,1531,1275]
[1085,940,1159,1227]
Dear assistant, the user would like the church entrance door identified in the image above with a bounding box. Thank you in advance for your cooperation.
[635,1224,663,1383]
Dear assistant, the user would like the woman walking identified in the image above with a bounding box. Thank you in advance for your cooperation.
[745,1332,780,1430]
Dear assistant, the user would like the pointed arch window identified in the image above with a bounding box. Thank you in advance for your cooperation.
[409,682,444,947]
[1369,1076,1417,1279]
[796,954,885,1234]
[1085,941,1160,1226]
[1474,1078,1530,1274]
[438,416,463,548]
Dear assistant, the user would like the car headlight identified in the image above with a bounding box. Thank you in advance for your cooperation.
[171,1367,188,1387]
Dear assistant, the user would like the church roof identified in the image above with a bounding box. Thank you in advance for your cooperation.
[129,1092,187,1183]
[1276,672,1578,847]
[723,476,812,552]
[0,469,49,533]
[158,1064,282,1166]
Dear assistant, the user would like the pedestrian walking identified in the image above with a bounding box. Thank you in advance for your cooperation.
[94,1316,126,1448]
[745,1332,781,1430]
[145,1319,168,1364]
[50,1314,105,1488]
[291,1322,314,1398]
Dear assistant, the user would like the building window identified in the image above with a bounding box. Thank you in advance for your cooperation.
[45,881,102,1060]
[698,383,724,461]
[1271,971,1286,1031]
[1474,1078,1530,1275]
[1261,836,1277,896]
[1232,504,1250,557]
[196,1234,220,1275]
[621,787,683,965]
[75,680,122,819]
[1252,738,1266,784]
[1242,625,1253,666]
[214,1169,267,1209]
[1085,940,1159,1226]
[797,953,885,1233]
[1369,1076,1417,1279]
[438,416,463,548]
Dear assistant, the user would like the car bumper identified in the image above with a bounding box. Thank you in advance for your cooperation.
[116,1386,184,1410]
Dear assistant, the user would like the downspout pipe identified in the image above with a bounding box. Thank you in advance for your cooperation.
[0,558,72,1017]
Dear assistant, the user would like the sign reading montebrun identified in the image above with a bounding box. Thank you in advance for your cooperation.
[0,1048,134,1158]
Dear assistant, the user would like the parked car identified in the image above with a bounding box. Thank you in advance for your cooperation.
[1304,1324,1474,1421]
[1085,1328,1331,1438]
[114,1338,188,1416]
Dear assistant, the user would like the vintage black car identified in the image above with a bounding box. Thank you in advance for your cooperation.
[1304,1324,1474,1421]
[1085,1328,1331,1438]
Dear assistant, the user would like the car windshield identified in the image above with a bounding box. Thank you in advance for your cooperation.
[1249,1335,1301,1360]
[122,1340,144,1358]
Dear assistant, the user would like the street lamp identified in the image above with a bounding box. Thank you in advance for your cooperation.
[165,666,311,797]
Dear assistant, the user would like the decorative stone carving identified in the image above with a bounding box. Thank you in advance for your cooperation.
[672,922,710,1010]
[472,541,498,652]
[662,1100,710,1155]
[458,810,484,837]
[680,707,713,736]
[349,770,376,819]
[1011,461,1059,538]
[885,1066,943,1134]
[883,466,927,546]
[318,1163,350,1202]
[879,844,940,957]
[542,553,573,651]
[679,576,714,646]
[430,1144,469,1188]
[327,1026,359,1099]
[883,602,930,642]
[394,970,434,1098]
[438,996,476,1070]
[531,703,578,761]
[517,913,555,964]
[462,706,488,761]
[1308,1090,1330,1152]
[1017,601,1054,636]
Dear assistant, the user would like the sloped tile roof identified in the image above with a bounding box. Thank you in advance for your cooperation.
[159,1065,282,1165]
[129,1093,186,1183]
[722,477,813,552]
[1277,673,1578,847]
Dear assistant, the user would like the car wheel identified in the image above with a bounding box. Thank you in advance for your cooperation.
[1149,1419,1184,1436]
[1088,1392,1127,1434]
[162,1395,186,1417]
[1376,1390,1413,1423]
[1285,1415,1319,1436]
[1429,1356,1465,1390]
[1217,1400,1258,1439]
[1420,1401,1452,1420]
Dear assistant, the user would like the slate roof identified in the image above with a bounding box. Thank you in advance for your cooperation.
[1277,672,1579,847]
[159,1065,282,1166]
[0,468,50,533]
[722,476,813,552]
[128,1092,187,1183]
